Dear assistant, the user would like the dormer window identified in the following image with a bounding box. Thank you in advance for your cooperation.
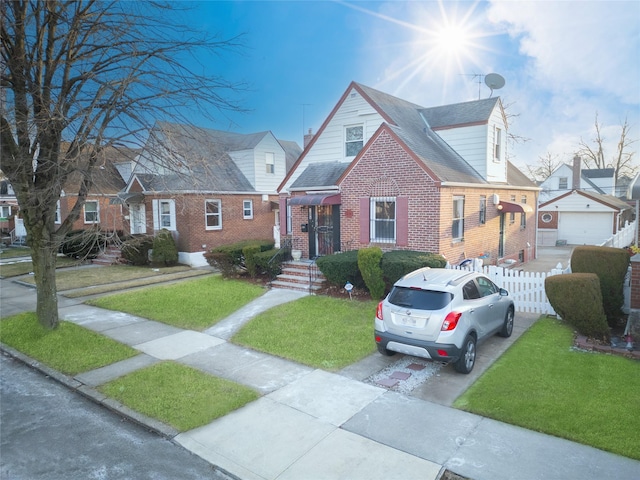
[559,177,568,189]
[345,125,363,157]
[265,152,275,174]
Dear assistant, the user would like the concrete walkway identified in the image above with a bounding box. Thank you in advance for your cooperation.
[1,278,638,480]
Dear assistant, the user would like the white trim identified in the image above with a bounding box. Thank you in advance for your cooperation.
[205,199,222,230]
[152,199,176,231]
[243,199,253,219]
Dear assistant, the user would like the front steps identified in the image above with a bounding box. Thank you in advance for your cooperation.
[92,245,124,265]
[271,260,326,293]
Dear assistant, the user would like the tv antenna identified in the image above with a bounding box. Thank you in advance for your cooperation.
[461,72,505,99]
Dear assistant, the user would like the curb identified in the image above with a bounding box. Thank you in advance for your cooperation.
[0,342,179,439]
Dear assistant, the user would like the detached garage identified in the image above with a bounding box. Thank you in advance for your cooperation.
[538,190,633,246]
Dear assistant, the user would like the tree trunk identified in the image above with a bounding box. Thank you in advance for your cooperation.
[30,232,60,330]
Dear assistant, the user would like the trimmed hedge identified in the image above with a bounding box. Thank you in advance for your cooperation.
[121,235,154,266]
[545,273,610,340]
[315,250,365,289]
[253,248,284,278]
[571,246,630,327]
[381,250,447,285]
[358,247,385,300]
[204,240,275,277]
[151,229,178,266]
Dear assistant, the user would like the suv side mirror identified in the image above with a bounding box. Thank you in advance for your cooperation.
[499,288,509,296]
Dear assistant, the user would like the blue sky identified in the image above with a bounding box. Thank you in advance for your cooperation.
[184,0,640,175]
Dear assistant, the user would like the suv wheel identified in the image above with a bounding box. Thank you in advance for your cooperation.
[498,308,514,338]
[454,334,476,374]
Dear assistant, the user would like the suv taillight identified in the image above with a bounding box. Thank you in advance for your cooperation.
[441,311,461,331]
[376,301,384,320]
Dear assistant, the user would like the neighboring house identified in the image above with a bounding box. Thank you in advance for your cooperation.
[277,81,539,266]
[1,145,135,244]
[57,145,136,235]
[538,190,633,246]
[538,156,616,203]
[120,122,301,266]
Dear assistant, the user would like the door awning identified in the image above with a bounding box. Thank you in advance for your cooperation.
[110,192,145,205]
[497,201,533,213]
[288,193,341,206]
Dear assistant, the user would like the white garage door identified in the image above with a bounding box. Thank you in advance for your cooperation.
[558,212,613,245]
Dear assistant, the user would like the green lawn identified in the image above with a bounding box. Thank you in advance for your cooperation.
[232,295,377,371]
[87,275,266,330]
[99,362,259,431]
[0,246,31,259]
[0,256,80,278]
[454,316,640,460]
[0,313,137,375]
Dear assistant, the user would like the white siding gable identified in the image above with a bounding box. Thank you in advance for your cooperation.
[228,133,286,193]
[282,87,384,192]
[433,103,507,183]
[539,190,617,213]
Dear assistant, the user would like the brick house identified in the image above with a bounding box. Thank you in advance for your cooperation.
[1,145,136,245]
[278,82,539,266]
[121,122,301,266]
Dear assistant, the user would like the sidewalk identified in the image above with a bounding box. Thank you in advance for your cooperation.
[1,278,638,480]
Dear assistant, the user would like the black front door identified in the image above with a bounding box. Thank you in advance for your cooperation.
[308,205,340,258]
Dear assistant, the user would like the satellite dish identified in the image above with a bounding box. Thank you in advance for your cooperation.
[485,73,505,96]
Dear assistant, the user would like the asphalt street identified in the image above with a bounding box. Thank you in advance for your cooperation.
[0,353,236,480]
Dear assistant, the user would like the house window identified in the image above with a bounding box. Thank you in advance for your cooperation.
[265,152,275,174]
[243,200,253,219]
[541,213,553,223]
[0,205,11,219]
[54,201,61,224]
[452,196,464,240]
[205,199,222,230]
[509,195,516,224]
[152,199,176,231]
[286,203,292,235]
[494,127,502,161]
[479,196,486,225]
[84,201,99,223]
[559,177,568,189]
[520,196,527,228]
[345,125,363,157]
[370,197,395,243]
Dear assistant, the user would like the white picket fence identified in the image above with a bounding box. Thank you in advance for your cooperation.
[599,221,635,249]
[449,264,562,315]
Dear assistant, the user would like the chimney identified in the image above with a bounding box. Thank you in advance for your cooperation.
[303,128,314,148]
[572,155,582,190]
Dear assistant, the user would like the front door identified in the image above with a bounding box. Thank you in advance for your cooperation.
[308,205,340,258]
[130,203,146,234]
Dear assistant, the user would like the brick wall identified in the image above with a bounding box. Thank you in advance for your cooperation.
[145,194,277,253]
[61,196,126,234]
[341,130,537,266]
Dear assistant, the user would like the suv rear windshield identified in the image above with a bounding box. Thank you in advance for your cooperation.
[388,287,453,310]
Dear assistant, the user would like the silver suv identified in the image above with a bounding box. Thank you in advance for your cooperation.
[375,267,514,374]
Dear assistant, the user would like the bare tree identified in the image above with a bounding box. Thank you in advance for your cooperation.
[1,1,245,329]
[578,113,638,185]
[523,152,562,183]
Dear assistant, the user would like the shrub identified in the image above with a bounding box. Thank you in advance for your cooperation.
[571,246,630,328]
[243,244,262,278]
[121,235,154,266]
[358,247,385,300]
[60,228,106,259]
[151,229,178,267]
[253,248,284,278]
[381,250,448,285]
[204,240,275,278]
[545,273,610,341]
[315,250,365,289]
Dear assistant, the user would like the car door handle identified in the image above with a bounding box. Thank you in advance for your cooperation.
[488,304,494,308]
